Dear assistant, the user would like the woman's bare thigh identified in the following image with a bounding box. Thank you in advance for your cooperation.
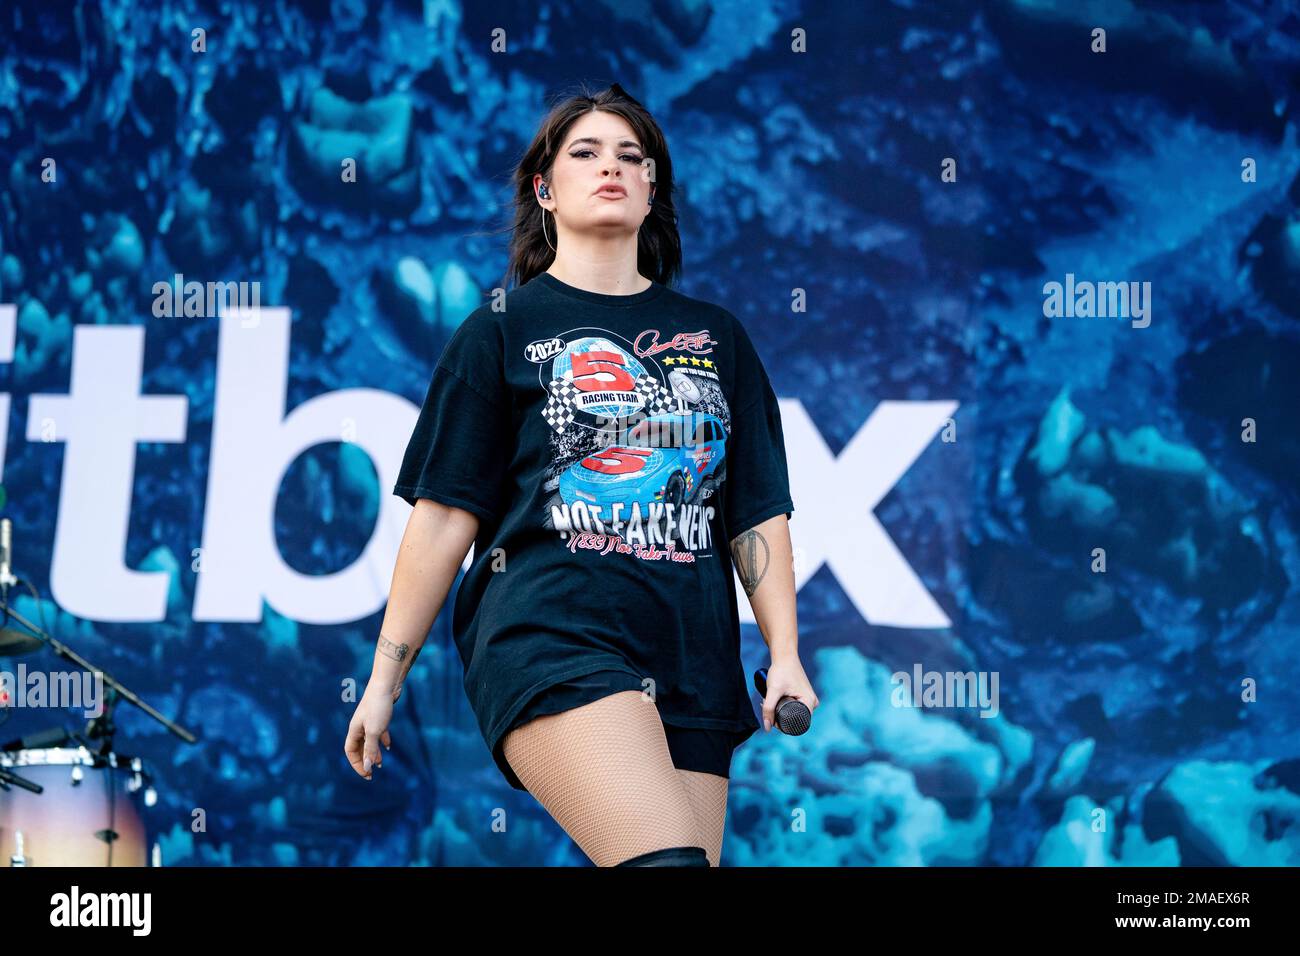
[675,768,729,866]
[502,689,705,866]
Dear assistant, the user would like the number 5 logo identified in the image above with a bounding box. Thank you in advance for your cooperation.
[570,350,635,391]
[580,447,650,475]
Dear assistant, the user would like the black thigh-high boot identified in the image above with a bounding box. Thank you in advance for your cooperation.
[615,846,710,867]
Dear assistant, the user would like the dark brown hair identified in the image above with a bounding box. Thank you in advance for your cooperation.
[501,82,682,291]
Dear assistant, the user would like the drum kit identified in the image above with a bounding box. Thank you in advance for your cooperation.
[0,511,197,866]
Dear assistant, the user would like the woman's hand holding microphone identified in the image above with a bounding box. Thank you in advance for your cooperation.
[755,656,819,735]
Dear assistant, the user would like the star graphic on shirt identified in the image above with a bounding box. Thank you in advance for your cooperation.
[663,356,716,369]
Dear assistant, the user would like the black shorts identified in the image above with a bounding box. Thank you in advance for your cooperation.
[493,669,745,791]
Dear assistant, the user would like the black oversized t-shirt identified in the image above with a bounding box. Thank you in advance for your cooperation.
[393,271,794,787]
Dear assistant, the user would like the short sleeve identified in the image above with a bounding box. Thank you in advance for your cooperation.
[392,311,510,523]
[722,315,794,538]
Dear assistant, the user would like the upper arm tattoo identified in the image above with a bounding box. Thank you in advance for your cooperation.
[730,528,770,597]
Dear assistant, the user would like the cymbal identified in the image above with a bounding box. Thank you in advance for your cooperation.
[0,626,42,656]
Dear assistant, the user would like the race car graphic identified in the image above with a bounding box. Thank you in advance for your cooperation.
[557,412,728,519]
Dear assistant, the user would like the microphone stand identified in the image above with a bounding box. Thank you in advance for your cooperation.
[0,595,197,747]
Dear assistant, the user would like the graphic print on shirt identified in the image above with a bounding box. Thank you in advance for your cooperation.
[527,326,730,564]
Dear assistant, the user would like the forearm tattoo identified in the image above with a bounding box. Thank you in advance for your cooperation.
[378,635,410,663]
[730,529,771,597]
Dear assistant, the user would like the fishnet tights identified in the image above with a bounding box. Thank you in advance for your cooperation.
[502,689,730,866]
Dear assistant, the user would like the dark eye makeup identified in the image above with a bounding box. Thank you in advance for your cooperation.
[570,149,645,163]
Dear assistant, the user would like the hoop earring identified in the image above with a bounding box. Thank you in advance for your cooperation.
[541,206,556,253]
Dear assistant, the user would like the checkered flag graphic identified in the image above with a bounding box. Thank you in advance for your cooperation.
[541,378,580,433]
[540,374,686,434]
[632,373,689,415]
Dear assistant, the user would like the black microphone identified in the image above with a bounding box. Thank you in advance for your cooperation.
[752,667,812,735]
